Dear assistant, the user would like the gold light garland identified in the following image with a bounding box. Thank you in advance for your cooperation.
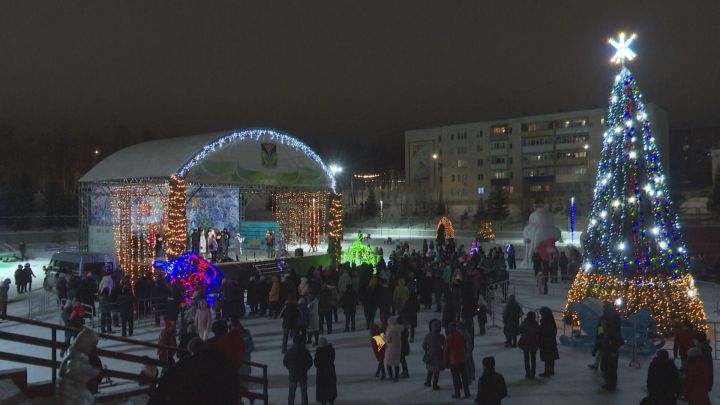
[165,175,187,258]
[328,193,343,263]
[273,191,329,247]
[476,221,494,242]
[437,216,455,240]
[565,271,707,334]
[110,184,165,280]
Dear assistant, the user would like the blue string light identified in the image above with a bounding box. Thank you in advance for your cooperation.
[153,252,224,307]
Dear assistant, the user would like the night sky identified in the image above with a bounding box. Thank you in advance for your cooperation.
[2,1,719,169]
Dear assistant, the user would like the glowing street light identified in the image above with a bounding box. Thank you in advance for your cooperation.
[432,153,438,160]
[329,164,343,175]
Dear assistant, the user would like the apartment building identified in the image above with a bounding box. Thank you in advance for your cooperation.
[404,104,669,216]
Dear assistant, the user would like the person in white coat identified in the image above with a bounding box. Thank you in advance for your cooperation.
[384,316,404,382]
[306,294,320,346]
[234,233,244,261]
[199,228,207,258]
[98,271,114,295]
[194,298,213,340]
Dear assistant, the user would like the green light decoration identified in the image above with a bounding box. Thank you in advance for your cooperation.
[341,233,380,267]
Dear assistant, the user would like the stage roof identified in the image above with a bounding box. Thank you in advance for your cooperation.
[80,129,336,191]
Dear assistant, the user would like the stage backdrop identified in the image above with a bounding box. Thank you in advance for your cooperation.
[186,186,240,234]
[88,184,240,251]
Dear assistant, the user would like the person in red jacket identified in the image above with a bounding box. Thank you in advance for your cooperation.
[370,323,387,380]
[683,347,711,405]
[157,319,177,370]
[445,322,470,399]
[673,320,695,371]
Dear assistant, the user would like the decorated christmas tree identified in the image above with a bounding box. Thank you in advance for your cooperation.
[565,33,706,333]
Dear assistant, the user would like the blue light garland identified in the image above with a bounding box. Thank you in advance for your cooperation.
[581,67,690,276]
[153,252,224,307]
[175,128,336,191]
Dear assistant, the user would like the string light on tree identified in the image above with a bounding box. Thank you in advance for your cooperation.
[165,175,188,259]
[565,32,707,333]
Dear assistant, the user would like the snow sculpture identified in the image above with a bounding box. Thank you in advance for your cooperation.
[522,207,561,263]
[58,327,100,405]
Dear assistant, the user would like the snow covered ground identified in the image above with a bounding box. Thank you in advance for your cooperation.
[0,266,718,404]
[0,237,718,403]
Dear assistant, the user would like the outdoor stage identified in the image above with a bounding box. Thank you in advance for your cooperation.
[216,250,331,282]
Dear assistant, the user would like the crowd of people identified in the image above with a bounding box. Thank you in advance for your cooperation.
[6,234,712,405]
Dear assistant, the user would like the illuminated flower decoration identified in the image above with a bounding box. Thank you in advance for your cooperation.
[153,252,224,306]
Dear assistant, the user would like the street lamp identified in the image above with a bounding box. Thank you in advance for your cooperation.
[570,196,576,243]
[431,153,438,160]
[329,164,343,174]
[380,199,383,238]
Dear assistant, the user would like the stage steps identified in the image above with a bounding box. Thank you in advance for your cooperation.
[253,260,281,277]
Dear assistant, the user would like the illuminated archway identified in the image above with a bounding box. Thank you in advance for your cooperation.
[437,216,455,240]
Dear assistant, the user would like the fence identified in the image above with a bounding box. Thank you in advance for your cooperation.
[695,280,720,314]
[484,280,512,331]
[27,289,59,318]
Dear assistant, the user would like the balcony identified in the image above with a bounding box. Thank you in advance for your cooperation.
[490,163,508,170]
[490,178,511,186]
[521,144,554,153]
[556,173,589,183]
[555,157,588,166]
[523,175,555,183]
[522,159,553,168]
[555,142,586,151]
[490,147,509,156]
[555,125,590,135]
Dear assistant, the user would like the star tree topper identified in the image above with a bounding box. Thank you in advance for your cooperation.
[609,32,637,64]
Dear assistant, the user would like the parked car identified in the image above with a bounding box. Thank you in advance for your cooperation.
[44,252,117,290]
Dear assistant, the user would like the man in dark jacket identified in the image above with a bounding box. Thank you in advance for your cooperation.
[318,284,333,334]
[558,252,569,279]
[600,305,623,391]
[283,340,313,405]
[646,349,680,404]
[151,279,172,326]
[340,284,358,332]
[117,286,135,337]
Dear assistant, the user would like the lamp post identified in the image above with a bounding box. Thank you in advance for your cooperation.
[431,153,439,215]
[570,196,576,243]
[380,199,383,238]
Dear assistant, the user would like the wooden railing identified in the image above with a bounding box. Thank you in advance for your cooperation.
[0,314,172,397]
[0,315,270,404]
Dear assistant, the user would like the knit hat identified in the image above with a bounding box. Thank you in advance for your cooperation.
[318,337,329,348]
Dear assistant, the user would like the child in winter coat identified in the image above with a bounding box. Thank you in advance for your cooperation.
[157,319,177,369]
[370,323,387,380]
[475,356,507,405]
